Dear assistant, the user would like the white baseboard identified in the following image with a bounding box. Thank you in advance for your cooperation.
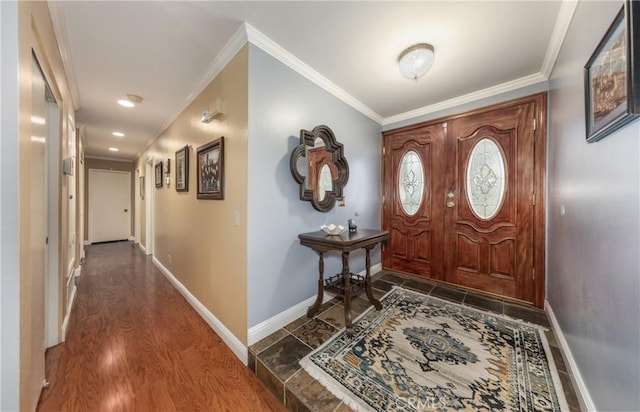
[138,243,146,254]
[83,240,92,246]
[545,300,596,412]
[128,236,134,241]
[61,284,77,342]
[152,257,248,364]
[73,265,82,278]
[247,262,383,346]
[248,291,336,346]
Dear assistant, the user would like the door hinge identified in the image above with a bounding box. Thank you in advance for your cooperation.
[532,193,536,206]
[532,268,536,280]
[382,146,386,155]
[533,118,537,131]
[45,237,48,245]
[382,195,385,204]
[443,122,448,132]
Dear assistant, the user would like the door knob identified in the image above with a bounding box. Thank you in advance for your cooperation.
[446,201,455,208]
[124,209,128,212]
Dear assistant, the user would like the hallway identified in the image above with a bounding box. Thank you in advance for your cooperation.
[37,242,282,411]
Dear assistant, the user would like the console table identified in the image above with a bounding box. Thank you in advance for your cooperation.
[298,229,388,337]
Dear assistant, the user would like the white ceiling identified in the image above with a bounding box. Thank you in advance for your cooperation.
[49,1,572,161]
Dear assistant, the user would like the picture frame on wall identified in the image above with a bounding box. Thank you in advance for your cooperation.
[584,0,639,143]
[155,162,163,188]
[196,137,224,200]
[175,145,189,192]
[139,176,145,199]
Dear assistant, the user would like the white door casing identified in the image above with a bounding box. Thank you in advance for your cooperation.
[88,169,131,243]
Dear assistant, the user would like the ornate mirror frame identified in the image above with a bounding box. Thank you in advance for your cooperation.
[290,125,349,212]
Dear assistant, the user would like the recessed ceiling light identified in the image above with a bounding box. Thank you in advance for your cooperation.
[112,131,125,137]
[108,147,119,152]
[117,99,135,108]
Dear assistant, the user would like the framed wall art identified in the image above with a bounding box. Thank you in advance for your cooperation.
[139,176,145,199]
[584,0,639,142]
[196,137,224,200]
[175,145,189,192]
[155,162,163,188]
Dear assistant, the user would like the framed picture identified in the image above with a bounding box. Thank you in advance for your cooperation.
[139,176,145,199]
[196,137,224,200]
[164,158,171,173]
[155,162,163,188]
[585,1,639,142]
[175,145,189,192]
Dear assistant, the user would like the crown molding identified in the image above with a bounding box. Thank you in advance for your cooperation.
[541,0,579,78]
[245,23,384,125]
[47,1,81,110]
[382,72,548,126]
[151,23,249,144]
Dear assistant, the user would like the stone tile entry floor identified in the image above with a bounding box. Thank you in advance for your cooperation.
[248,271,581,412]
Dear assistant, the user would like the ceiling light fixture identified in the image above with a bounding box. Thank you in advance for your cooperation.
[397,43,435,80]
[112,131,125,137]
[117,93,143,108]
[108,147,119,152]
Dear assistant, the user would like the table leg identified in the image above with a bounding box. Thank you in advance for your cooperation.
[306,252,324,317]
[343,251,354,337]
[365,246,383,310]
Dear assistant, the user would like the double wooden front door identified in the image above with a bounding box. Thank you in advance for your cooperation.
[382,94,545,306]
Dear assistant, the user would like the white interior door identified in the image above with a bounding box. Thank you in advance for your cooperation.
[88,169,131,243]
[29,54,48,410]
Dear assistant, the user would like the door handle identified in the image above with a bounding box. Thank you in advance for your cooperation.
[446,201,455,208]
[124,209,128,213]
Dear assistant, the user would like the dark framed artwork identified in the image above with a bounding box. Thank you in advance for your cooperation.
[175,145,189,192]
[139,176,145,199]
[585,1,639,142]
[196,137,224,200]
[155,162,163,188]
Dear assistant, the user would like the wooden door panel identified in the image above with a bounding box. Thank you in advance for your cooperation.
[489,239,516,279]
[382,125,444,280]
[445,102,535,302]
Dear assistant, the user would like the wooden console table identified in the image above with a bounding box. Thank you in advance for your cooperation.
[298,229,388,337]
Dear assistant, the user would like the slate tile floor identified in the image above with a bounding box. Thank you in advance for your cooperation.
[248,271,581,412]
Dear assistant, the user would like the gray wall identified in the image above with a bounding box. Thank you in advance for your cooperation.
[247,44,382,328]
[547,1,639,410]
[0,1,20,410]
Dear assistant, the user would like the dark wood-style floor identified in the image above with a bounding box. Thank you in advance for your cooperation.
[37,241,283,412]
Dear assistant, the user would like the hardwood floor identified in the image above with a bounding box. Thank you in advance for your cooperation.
[38,241,283,412]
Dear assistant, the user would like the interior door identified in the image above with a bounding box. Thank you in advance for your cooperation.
[382,124,445,279]
[444,102,536,301]
[88,169,131,243]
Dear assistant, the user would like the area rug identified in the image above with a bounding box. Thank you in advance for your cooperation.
[300,287,568,411]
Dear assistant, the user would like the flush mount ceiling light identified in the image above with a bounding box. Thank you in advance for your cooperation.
[397,43,435,80]
[112,131,125,137]
[108,147,119,152]
[117,93,143,108]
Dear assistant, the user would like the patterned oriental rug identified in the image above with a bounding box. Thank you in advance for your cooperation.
[300,287,568,412]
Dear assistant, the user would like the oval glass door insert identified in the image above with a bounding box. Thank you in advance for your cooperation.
[398,150,424,215]
[466,138,506,220]
[317,163,333,201]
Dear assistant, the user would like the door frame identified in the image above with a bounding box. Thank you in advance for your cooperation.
[134,168,141,244]
[145,157,154,256]
[382,93,547,307]
[45,98,60,348]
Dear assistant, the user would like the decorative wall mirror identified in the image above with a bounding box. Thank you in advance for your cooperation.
[290,125,349,212]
